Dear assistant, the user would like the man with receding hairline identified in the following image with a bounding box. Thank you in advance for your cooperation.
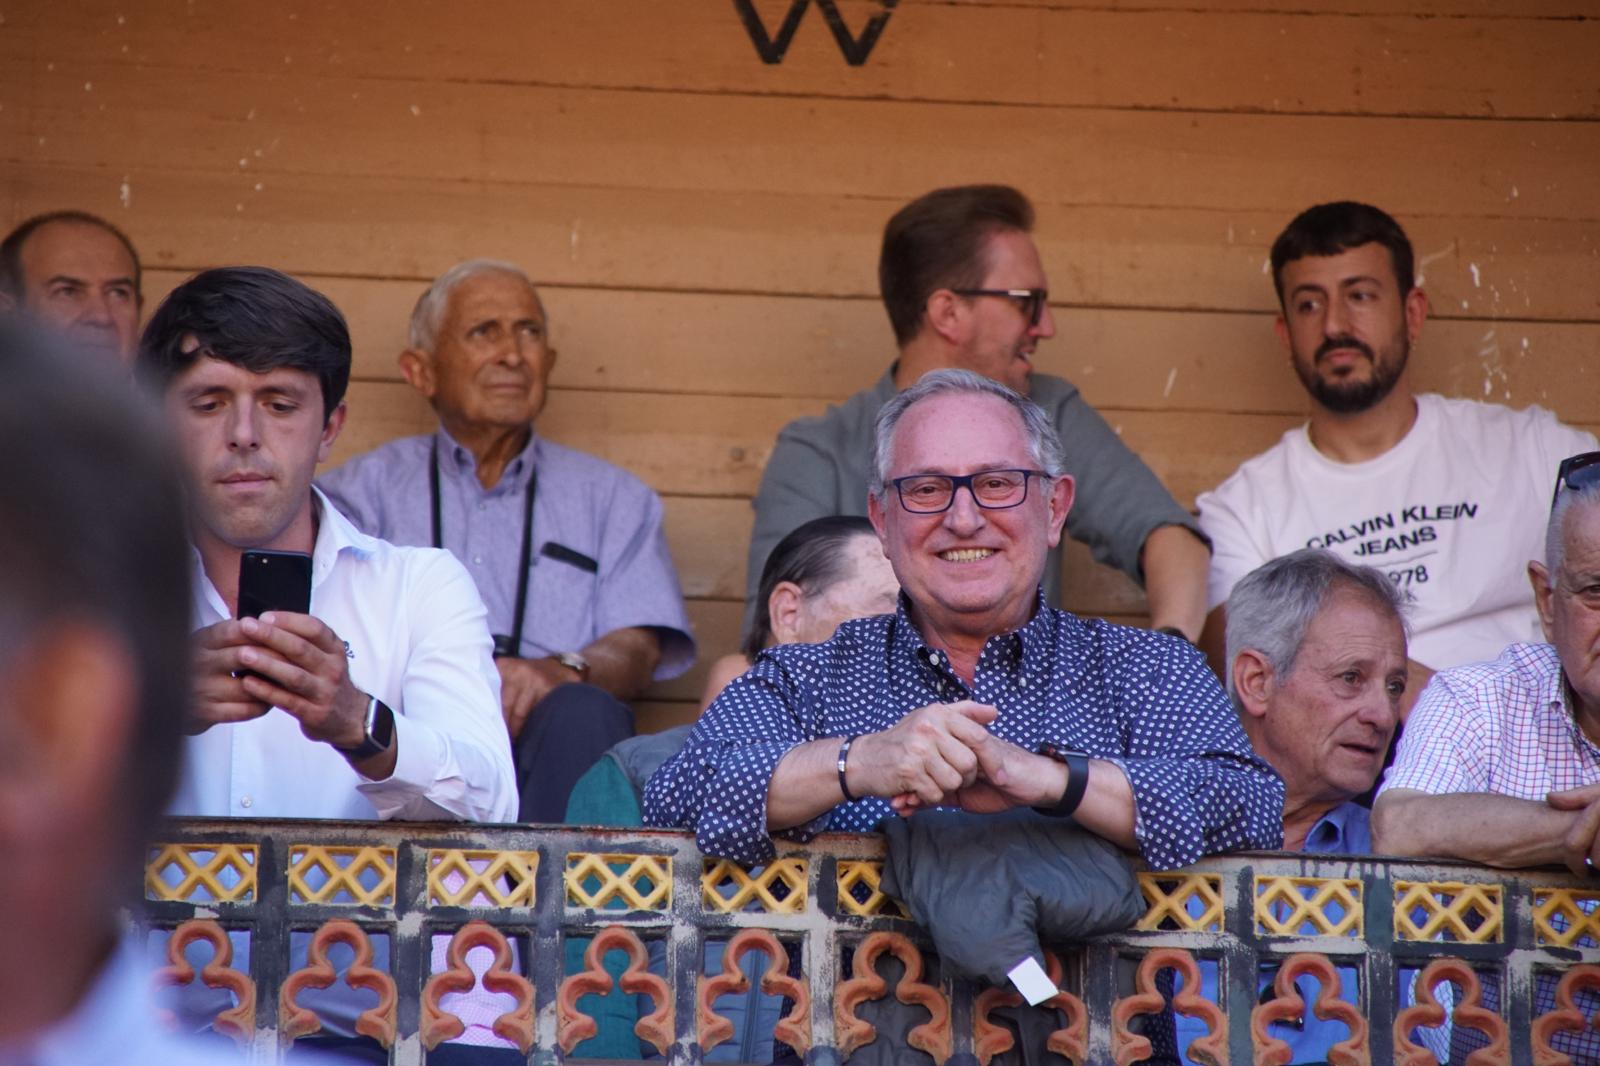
[320,258,695,822]
[0,209,143,364]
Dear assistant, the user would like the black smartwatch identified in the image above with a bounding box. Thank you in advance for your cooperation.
[1033,744,1090,818]
[338,695,396,761]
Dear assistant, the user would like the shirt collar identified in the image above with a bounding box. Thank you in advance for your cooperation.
[1551,658,1600,759]
[188,488,375,617]
[890,587,1056,686]
[433,424,539,493]
[1303,800,1367,853]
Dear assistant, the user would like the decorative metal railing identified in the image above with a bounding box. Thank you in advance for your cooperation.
[138,817,1600,1064]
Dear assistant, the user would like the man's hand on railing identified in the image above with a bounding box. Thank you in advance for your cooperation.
[1547,782,1600,876]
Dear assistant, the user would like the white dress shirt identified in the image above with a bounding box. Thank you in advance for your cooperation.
[170,489,517,822]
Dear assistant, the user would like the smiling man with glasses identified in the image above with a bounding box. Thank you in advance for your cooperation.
[747,184,1212,645]
[646,369,1282,872]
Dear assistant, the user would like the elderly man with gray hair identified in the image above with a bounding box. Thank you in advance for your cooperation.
[320,259,695,822]
[646,368,1281,869]
[1373,453,1600,1066]
[1228,548,1408,853]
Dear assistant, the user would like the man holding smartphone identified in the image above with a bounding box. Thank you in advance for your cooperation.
[137,265,517,824]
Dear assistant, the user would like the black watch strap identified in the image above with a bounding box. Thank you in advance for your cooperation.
[339,695,396,761]
[1033,744,1090,818]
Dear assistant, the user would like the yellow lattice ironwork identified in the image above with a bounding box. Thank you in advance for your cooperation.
[288,846,397,906]
[837,860,910,919]
[1533,888,1600,948]
[566,853,671,911]
[427,850,538,908]
[1394,881,1502,943]
[146,844,258,904]
[1137,872,1223,932]
[1254,876,1363,938]
[701,858,808,914]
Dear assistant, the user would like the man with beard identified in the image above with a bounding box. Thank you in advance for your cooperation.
[748,185,1211,642]
[1197,202,1594,713]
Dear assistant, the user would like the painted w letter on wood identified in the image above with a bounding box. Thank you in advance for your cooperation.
[734,0,899,66]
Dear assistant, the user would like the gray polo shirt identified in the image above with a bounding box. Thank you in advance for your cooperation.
[320,428,695,679]
[746,369,1204,609]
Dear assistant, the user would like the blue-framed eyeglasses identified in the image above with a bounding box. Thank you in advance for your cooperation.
[890,468,1047,514]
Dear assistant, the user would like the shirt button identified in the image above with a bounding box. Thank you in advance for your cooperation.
[477,502,487,512]
[240,796,253,809]
[1018,676,1029,689]
[472,556,484,565]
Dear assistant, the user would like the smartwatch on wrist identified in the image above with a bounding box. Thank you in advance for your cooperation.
[338,695,396,761]
[1033,743,1090,818]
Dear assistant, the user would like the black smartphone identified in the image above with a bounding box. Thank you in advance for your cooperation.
[237,550,312,619]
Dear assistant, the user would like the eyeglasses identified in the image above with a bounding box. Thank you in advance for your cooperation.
[890,468,1047,514]
[949,288,1049,327]
[1554,452,1600,509]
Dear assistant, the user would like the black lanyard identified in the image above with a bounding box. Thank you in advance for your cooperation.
[430,439,537,658]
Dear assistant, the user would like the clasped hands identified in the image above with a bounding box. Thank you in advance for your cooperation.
[1548,782,1600,877]
[191,612,369,750]
[850,700,1066,816]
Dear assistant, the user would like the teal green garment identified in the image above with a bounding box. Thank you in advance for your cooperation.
[564,755,647,1060]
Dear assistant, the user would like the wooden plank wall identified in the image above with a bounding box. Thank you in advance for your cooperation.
[5,1,1597,730]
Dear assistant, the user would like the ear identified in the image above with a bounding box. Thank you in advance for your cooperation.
[397,347,438,400]
[316,400,348,465]
[922,289,967,346]
[1045,474,1075,548]
[1529,560,1557,643]
[767,581,808,646]
[868,488,889,542]
[1403,286,1429,346]
[1273,313,1291,355]
[0,622,137,843]
[1230,647,1275,721]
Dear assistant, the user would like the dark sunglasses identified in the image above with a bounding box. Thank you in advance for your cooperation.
[949,287,1049,328]
[1552,451,1600,509]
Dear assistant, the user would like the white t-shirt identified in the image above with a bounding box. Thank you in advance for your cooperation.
[1197,394,1596,671]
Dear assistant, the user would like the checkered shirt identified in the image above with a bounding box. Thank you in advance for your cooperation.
[1382,642,1600,799]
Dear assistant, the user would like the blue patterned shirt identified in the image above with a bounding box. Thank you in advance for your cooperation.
[643,593,1283,868]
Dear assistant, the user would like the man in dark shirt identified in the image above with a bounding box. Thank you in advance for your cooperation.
[645,368,1282,867]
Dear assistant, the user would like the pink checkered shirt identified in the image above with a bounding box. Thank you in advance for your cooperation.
[1382,642,1600,799]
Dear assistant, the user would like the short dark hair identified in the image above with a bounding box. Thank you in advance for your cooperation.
[138,266,351,422]
[1269,201,1415,306]
[0,320,190,853]
[743,515,879,658]
[0,210,143,303]
[879,184,1034,347]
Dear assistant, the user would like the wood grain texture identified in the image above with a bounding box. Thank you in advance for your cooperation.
[6,64,1597,224]
[4,3,1596,119]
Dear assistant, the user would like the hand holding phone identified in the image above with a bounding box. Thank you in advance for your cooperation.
[237,550,312,619]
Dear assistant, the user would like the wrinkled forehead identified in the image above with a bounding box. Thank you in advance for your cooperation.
[889,391,1032,474]
[444,269,545,323]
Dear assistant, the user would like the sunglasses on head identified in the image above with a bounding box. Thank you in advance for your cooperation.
[1552,451,1600,510]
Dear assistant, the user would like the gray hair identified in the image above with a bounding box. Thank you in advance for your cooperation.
[1224,549,1406,714]
[1544,481,1600,582]
[870,368,1066,498]
[408,259,544,351]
